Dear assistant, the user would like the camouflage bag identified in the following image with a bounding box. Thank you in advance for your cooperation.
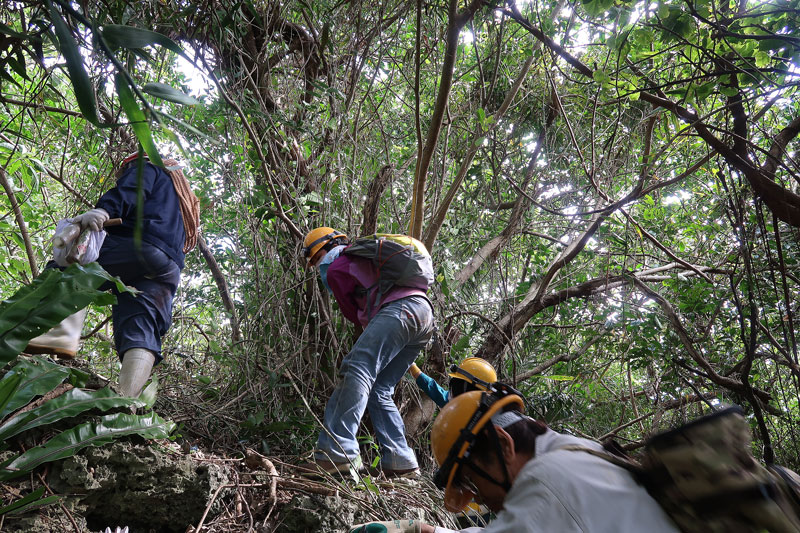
[638,406,800,532]
[567,406,800,532]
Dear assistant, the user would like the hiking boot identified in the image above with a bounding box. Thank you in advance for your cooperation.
[370,466,420,479]
[297,456,364,480]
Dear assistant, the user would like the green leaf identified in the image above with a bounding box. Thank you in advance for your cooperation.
[0,486,60,516]
[100,25,187,58]
[632,28,653,46]
[757,39,786,52]
[592,69,611,86]
[138,375,158,408]
[582,0,613,16]
[0,263,124,366]
[719,85,738,97]
[0,22,32,40]
[0,357,82,419]
[754,51,770,68]
[0,68,22,89]
[451,335,471,357]
[695,81,715,101]
[46,1,99,125]
[0,373,23,418]
[115,73,164,168]
[157,123,188,159]
[7,55,28,81]
[0,387,139,441]
[542,375,575,381]
[142,82,200,106]
[477,107,486,127]
[157,111,222,146]
[0,412,176,481]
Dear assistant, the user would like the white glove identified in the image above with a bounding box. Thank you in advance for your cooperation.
[71,208,109,232]
[348,520,422,533]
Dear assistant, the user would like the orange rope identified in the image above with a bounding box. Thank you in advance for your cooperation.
[162,158,200,252]
[119,154,200,252]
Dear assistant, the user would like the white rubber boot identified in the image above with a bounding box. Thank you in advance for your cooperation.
[26,308,88,359]
[118,348,156,397]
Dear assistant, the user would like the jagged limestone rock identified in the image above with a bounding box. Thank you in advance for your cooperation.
[0,511,91,533]
[273,494,371,532]
[45,440,231,532]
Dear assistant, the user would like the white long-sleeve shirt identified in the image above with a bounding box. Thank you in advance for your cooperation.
[435,429,679,533]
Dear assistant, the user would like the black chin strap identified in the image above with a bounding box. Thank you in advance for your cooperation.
[449,364,492,390]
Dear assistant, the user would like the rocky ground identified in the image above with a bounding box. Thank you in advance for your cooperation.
[1,439,461,532]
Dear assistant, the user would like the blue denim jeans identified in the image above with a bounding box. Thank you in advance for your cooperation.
[315,295,434,469]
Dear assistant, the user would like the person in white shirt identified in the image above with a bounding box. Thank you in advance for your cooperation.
[349,387,679,533]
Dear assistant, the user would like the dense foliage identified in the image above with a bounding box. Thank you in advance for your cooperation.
[1,0,798,475]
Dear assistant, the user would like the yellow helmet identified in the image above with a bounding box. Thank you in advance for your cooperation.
[302,227,347,266]
[431,390,524,512]
[448,357,497,391]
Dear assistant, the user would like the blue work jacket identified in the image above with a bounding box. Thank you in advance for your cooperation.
[96,161,186,268]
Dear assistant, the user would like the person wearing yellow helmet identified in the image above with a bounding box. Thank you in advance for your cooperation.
[350,386,678,533]
[303,227,348,268]
[300,226,435,480]
[409,357,497,409]
[407,357,497,527]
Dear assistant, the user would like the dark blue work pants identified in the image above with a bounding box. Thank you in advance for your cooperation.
[96,235,181,364]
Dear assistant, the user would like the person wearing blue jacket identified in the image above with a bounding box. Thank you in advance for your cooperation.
[27,154,199,397]
[409,357,497,408]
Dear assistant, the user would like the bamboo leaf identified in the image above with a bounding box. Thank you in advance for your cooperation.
[46,1,99,125]
[0,387,139,441]
[0,412,176,480]
[115,73,164,168]
[7,55,29,81]
[0,263,124,366]
[157,122,188,159]
[158,111,222,145]
[100,25,187,58]
[142,82,200,106]
[0,22,32,40]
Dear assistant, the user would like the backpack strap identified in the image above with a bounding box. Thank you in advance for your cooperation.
[556,445,645,476]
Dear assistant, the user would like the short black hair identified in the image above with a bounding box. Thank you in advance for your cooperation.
[322,236,348,252]
[470,405,547,461]
[449,377,482,397]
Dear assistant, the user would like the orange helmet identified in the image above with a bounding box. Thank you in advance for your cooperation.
[302,227,347,266]
[431,389,524,512]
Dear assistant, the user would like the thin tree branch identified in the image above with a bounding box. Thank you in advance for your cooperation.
[628,275,773,407]
[408,0,485,239]
[197,235,242,343]
[0,167,38,278]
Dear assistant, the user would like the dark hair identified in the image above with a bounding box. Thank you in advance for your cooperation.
[449,377,483,397]
[322,236,348,252]
[470,405,547,462]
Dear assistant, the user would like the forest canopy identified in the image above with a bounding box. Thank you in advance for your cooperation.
[1,0,799,473]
